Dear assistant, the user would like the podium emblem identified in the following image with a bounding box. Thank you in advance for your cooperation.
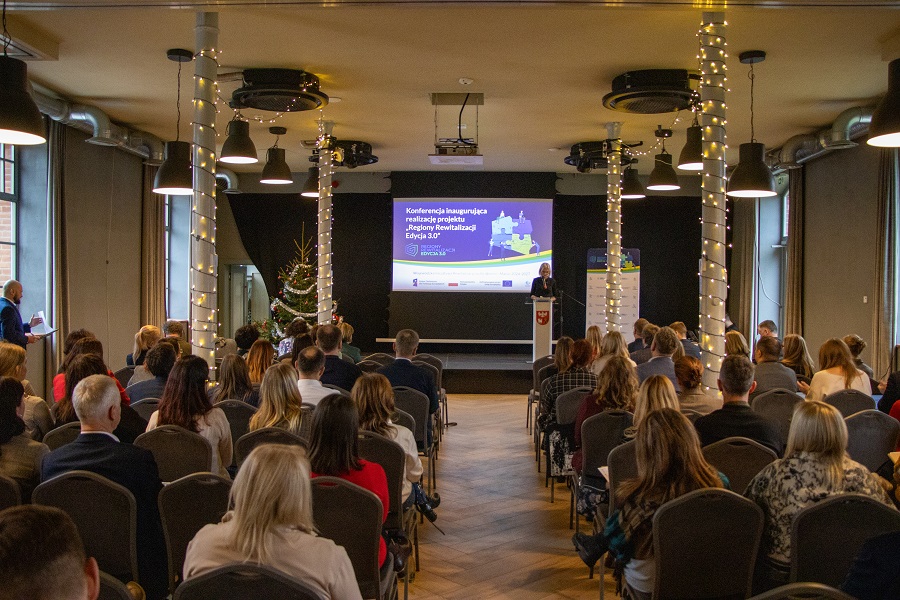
[536,310,550,325]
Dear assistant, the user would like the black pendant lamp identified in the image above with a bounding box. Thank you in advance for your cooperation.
[677,119,703,171]
[621,164,646,199]
[727,51,777,198]
[301,166,318,197]
[0,0,45,145]
[219,117,258,164]
[867,58,900,147]
[647,126,680,191]
[260,127,293,185]
[153,49,194,196]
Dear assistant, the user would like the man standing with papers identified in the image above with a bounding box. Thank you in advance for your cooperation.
[0,280,41,348]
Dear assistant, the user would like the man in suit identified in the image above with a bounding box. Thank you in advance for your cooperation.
[317,324,361,392]
[162,319,192,357]
[378,329,439,443]
[669,321,702,359]
[41,375,167,600]
[629,323,658,366]
[750,336,797,401]
[627,318,649,354]
[636,326,681,391]
[694,354,784,456]
[125,341,176,404]
[0,280,41,349]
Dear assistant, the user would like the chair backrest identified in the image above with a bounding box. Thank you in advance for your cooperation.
[322,383,351,396]
[790,493,900,587]
[234,427,308,468]
[42,421,82,450]
[702,436,778,495]
[364,352,395,366]
[823,389,877,417]
[391,409,415,435]
[173,563,326,600]
[653,488,763,600]
[130,399,161,421]
[311,476,387,600]
[357,360,382,373]
[214,400,257,458]
[581,410,633,476]
[532,354,554,390]
[413,353,444,389]
[751,388,803,442]
[113,366,135,389]
[158,473,232,591]
[0,473,21,510]
[747,582,856,600]
[134,425,213,482]
[412,361,440,396]
[536,364,555,388]
[299,403,316,441]
[607,440,638,512]
[98,571,136,600]
[33,470,138,585]
[392,387,429,447]
[845,409,900,472]
[555,387,592,424]
[358,430,406,531]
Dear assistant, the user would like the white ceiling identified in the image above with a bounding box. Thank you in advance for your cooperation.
[10,1,900,175]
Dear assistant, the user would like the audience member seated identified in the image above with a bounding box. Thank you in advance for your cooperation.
[246,339,275,389]
[129,338,181,387]
[309,393,389,568]
[542,336,574,383]
[757,320,780,342]
[585,325,603,364]
[214,336,238,360]
[805,338,872,401]
[879,369,900,414]
[631,375,679,435]
[725,330,751,359]
[53,337,130,405]
[670,321,701,359]
[277,318,310,358]
[674,356,721,416]
[572,356,638,474]
[635,327,681,391]
[781,333,815,380]
[694,355,784,456]
[295,346,330,407]
[208,354,259,407]
[539,339,597,425]
[0,377,49,499]
[318,324,362,392]
[745,401,894,590]
[841,530,900,600]
[0,506,102,600]
[627,318,649,354]
[590,331,636,377]
[355,372,424,504]
[377,329,438,443]
[249,363,304,437]
[127,325,161,367]
[125,342,176,404]
[146,355,232,478]
[57,329,96,374]
[843,334,875,380]
[0,342,53,441]
[234,324,260,358]
[629,324,658,366]
[163,319,191,357]
[41,374,167,600]
[183,444,362,600]
[751,337,798,400]
[339,322,362,364]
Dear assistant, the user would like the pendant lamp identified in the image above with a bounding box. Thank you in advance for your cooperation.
[867,58,900,147]
[677,120,703,171]
[260,126,293,185]
[647,126,680,191]
[621,164,646,199]
[153,49,194,196]
[301,166,318,197]
[727,51,777,198]
[0,0,46,145]
[219,118,258,164]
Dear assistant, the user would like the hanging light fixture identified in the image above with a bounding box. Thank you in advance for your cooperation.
[219,116,258,164]
[867,58,900,147]
[678,119,703,171]
[260,126,293,185]
[647,126,680,191]
[0,0,45,145]
[621,163,646,199]
[153,48,194,196]
[301,166,318,197]
[727,51,777,198]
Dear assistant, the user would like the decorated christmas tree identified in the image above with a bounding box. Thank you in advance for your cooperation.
[255,238,319,343]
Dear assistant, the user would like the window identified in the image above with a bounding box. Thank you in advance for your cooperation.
[0,145,18,281]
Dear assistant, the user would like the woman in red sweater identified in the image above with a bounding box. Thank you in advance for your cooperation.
[309,392,390,567]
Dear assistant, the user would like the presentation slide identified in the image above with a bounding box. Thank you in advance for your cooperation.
[393,198,553,292]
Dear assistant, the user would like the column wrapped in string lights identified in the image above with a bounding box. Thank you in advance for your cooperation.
[699,11,728,388]
[316,119,335,324]
[190,11,219,369]
[605,122,623,333]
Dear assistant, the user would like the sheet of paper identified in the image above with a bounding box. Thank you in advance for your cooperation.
[31,311,57,336]
[598,466,609,481]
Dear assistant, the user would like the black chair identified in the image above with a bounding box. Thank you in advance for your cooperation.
[323,383,351,396]
[173,563,325,600]
[393,386,435,495]
[357,360,382,373]
[214,400,257,467]
[748,582,855,600]
[413,353,447,430]
[527,354,554,432]
[130,398,161,421]
[545,386,591,502]
[412,360,443,442]
[702,436,778,494]
[364,353,395,366]
[751,388,803,443]
[234,427,308,468]
[845,409,900,472]
[113,366,135,390]
[392,409,415,436]
[98,571,137,600]
[823,389,877,417]
[300,403,316,441]
[0,473,21,510]
[42,421,82,450]
[134,425,213,482]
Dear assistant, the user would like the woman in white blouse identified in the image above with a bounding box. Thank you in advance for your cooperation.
[804,338,872,402]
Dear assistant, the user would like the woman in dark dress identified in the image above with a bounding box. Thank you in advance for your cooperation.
[530,262,558,299]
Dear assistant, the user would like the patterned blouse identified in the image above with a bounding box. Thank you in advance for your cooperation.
[540,367,598,421]
[745,452,894,565]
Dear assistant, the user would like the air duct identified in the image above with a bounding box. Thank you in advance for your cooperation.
[826,106,873,148]
[777,135,818,169]
[216,167,240,193]
[771,105,875,170]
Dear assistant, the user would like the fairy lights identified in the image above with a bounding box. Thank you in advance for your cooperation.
[605,122,623,333]
[317,118,335,324]
[699,12,728,388]
[189,12,219,373]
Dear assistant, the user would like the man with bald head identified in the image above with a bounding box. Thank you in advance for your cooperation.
[0,280,41,348]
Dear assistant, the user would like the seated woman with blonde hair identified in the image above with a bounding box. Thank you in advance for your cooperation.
[590,331,637,377]
[725,330,750,359]
[631,374,679,434]
[183,444,362,599]
[0,342,52,441]
[249,363,304,437]
[804,338,871,401]
[127,325,161,367]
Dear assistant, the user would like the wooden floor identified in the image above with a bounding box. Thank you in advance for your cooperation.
[408,394,616,599]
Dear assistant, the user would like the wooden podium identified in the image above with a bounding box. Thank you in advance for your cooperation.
[532,298,553,362]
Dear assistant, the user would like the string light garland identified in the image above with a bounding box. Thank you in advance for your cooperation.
[605,122,623,333]
[189,12,219,373]
[316,118,335,324]
[699,11,728,388]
